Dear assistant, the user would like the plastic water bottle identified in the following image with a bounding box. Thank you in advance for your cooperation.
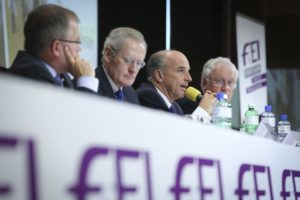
[226,102,232,128]
[260,105,276,131]
[212,92,231,128]
[277,114,290,142]
[244,103,259,134]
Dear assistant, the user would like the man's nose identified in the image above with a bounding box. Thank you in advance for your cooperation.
[186,73,192,82]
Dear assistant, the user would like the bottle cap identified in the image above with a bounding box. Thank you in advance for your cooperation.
[216,92,224,100]
[248,103,255,108]
[265,105,272,112]
[280,114,287,121]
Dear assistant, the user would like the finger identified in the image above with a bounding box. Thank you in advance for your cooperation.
[64,46,75,65]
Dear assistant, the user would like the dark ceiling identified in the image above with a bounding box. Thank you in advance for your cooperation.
[265,0,300,68]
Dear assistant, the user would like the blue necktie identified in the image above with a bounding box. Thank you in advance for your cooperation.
[54,75,64,87]
[169,104,176,114]
[115,89,124,101]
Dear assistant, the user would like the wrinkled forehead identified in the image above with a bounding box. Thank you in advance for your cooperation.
[210,62,235,80]
[166,52,190,69]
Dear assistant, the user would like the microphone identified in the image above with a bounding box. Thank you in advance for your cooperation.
[185,86,202,103]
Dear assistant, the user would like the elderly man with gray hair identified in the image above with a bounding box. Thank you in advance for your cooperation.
[96,27,147,104]
[177,57,239,115]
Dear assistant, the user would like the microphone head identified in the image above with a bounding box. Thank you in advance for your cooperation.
[185,86,202,102]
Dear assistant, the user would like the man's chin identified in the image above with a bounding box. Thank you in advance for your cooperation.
[121,80,134,87]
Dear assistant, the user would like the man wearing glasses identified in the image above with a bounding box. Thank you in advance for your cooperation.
[96,27,147,104]
[178,57,239,116]
[9,4,98,93]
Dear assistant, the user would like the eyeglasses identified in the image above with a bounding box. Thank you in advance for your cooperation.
[58,39,81,44]
[121,57,146,69]
[209,78,237,89]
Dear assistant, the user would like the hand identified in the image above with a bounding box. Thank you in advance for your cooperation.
[64,46,95,78]
[198,90,216,116]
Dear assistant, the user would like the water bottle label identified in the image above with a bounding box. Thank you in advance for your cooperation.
[262,118,275,127]
[225,107,232,118]
[245,116,259,125]
[213,107,227,118]
[278,125,291,134]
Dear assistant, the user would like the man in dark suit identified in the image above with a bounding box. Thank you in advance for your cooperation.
[96,27,147,104]
[137,50,216,116]
[136,50,191,115]
[136,81,184,115]
[9,4,98,93]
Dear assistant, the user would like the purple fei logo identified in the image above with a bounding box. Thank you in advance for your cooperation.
[170,156,224,200]
[68,146,152,200]
[235,163,274,200]
[0,135,38,200]
[281,169,300,199]
[2,133,300,200]
[242,40,260,66]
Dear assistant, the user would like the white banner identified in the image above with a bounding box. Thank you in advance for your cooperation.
[236,13,268,120]
[0,74,299,200]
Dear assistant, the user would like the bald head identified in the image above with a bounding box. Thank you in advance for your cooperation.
[146,50,189,82]
[146,50,192,101]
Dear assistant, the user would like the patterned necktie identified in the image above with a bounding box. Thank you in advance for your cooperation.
[169,104,176,114]
[115,89,124,101]
[54,74,64,87]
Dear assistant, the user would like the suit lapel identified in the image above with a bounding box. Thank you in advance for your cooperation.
[97,66,115,98]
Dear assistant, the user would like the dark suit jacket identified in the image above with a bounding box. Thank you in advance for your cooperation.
[136,82,184,115]
[176,97,198,115]
[95,65,140,105]
[8,51,96,93]
[0,66,7,72]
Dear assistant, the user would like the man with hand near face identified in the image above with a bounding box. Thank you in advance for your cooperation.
[177,57,239,116]
[9,4,98,93]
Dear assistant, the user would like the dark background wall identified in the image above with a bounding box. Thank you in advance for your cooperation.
[170,0,223,88]
[98,0,166,89]
[98,0,226,90]
[99,0,300,85]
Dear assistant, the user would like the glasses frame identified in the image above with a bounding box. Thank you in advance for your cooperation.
[58,39,81,44]
[109,46,145,69]
[121,57,146,69]
[207,77,237,89]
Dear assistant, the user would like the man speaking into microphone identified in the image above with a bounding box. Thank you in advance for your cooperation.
[136,50,216,116]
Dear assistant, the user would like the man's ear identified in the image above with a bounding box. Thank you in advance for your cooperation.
[51,40,61,57]
[103,47,113,62]
[202,78,209,88]
[154,70,164,83]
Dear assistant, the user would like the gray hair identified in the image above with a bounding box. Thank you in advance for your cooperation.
[101,27,147,62]
[146,50,168,82]
[201,57,239,89]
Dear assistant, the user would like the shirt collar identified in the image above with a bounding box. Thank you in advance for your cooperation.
[40,60,57,78]
[154,86,172,108]
[103,65,122,93]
